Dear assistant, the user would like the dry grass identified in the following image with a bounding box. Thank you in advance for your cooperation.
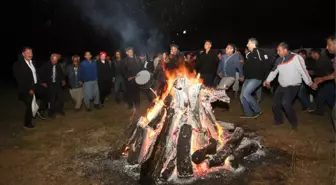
[0,88,334,185]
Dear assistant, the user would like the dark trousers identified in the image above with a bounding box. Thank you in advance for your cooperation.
[201,73,215,87]
[114,76,125,103]
[49,83,64,116]
[99,80,112,105]
[19,84,49,126]
[314,82,335,115]
[126,81,140,109]
[141,88,155,103]
[272,85,300,127]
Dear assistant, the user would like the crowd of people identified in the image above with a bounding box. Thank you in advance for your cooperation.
[13,36,336,131]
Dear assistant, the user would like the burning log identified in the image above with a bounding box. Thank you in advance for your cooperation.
[191,138,217,164]
[206,127,244,168]
[176,124,194,178]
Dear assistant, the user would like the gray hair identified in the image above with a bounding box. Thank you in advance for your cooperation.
[278,42,289,50]
[248,38,258,46]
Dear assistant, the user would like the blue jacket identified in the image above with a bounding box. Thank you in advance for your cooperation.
[66,64,82,89]
[79,60,98,82]
[217,53,243,78]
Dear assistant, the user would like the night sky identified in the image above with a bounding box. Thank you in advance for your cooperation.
[4,0,335,82]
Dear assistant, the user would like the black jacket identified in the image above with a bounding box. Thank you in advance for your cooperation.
[111,59,124,77]
[97,60,113,82]
[13,55,38,94]
[195,50,219,74]
[244,48,271,80]
[39,61,65,86]
[122,56,142,79]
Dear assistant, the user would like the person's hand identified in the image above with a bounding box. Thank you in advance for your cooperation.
[41,82,47,87]
[62,80,66,86]
[310,83,318,90]
[29,90,35,95]
[263,81,271,88]
[239,77,244,82]
[79,81,83,85]
[218,73,223,78]
[314,77,324,84]
[112,77,115,82]
[128,77,134,81]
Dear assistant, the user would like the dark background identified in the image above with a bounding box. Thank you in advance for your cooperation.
[4,0,335,84]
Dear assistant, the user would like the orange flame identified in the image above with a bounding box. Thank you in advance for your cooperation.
[215,122,225,149]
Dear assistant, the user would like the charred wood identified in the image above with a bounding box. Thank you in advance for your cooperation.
[161,158,176,180]
[224,127,244,150]
[208,149,233,168]
[176,124,194,178]
[139,109,175,184]
[191,138,217,164]
[127,127,144,165]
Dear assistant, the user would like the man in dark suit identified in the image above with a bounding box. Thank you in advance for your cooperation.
[13,47,49,128]
[39,53,66,118]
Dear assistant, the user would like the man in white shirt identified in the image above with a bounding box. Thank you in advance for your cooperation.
[263,42,316,131]
[13,47,49,128]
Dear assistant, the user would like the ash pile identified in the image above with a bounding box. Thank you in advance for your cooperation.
[109,76,265,185]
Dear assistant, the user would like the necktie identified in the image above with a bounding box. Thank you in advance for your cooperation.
[52,65,56,83]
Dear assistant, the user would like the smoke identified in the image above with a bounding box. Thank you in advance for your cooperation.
[71,0,164,56]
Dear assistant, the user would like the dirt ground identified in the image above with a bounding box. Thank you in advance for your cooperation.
[0,86,335,185]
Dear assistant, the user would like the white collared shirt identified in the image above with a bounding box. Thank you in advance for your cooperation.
[25,59,37,84]
[101,60,105,64]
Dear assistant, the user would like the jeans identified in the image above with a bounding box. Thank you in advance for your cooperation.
[240,79,262,116]
[273,85,300,127]
[297,84,312,110]
[255,86,262,102]
[83,80,100,108]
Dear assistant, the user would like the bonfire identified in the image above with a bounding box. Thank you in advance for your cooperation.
[109,64,261,184]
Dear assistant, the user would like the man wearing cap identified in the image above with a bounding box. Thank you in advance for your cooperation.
[97,51,113,106]
[122,47,142,109]
[80,51,100,111]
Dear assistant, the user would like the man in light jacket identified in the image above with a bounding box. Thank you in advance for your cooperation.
[264,42,316,131]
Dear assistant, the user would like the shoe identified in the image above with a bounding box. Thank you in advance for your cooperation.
[309,111,324,116]
[240,115,254,119]
[302,108,314,113]
[252,111,263,119]
[75,108,81,112]
[87,108,92,112]
[291,125,298,132]
[273,121,284,125]
[59,111,65,116]
[94,104,100,109]
[36,111,47,120]
[24,124,35,129]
